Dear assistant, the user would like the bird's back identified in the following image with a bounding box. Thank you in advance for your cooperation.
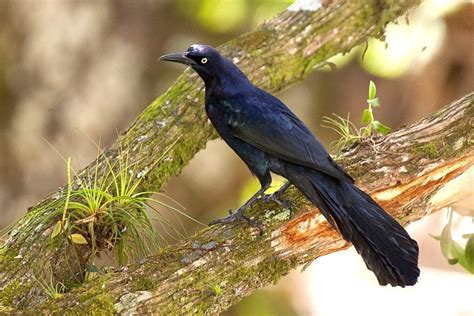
[214,85,353,183]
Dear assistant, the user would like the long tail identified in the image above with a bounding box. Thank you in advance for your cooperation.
[285,165,420,286]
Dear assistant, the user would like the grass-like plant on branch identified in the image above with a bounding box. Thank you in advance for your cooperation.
[1,140,202,289]
[322,80,391,153]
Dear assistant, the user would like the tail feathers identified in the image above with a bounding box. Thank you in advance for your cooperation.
[288,167,420,287]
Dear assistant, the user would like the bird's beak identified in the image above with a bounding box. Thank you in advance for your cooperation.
[159,52,196,66]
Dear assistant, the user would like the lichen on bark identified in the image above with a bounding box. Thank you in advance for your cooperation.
[1,0,435,313]
[60,93,471,315]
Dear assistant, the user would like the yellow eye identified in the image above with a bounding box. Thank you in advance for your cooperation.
[201,58,208,64]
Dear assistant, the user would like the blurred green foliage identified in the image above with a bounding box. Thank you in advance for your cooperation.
[361,0,463,78]
[239,175,287,206]
[431,209,474,274]
[226,290,297,316]
[176,0,291,33]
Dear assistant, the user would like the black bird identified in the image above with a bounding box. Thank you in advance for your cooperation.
[160,44,419,286]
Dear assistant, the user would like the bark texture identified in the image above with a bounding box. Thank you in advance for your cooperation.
[28,93,474,314]
[0,0,445,313]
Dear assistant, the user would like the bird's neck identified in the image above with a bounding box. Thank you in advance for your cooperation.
[203,63,252,99]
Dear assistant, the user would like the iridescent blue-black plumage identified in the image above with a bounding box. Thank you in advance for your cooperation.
[160,44,419,286]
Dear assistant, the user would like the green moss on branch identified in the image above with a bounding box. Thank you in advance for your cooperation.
[2,0,425,313]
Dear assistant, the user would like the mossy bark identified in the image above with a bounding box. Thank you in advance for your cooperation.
[0,0,433,313]
[24,93,474,314]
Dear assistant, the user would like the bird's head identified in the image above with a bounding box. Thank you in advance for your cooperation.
[160,44,222,81]
[160,44,248,90]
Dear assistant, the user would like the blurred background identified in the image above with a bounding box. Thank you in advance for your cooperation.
[0,0,472,315]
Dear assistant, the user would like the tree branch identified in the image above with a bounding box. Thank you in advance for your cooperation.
[21,94,474,313]
[0,0,430,313]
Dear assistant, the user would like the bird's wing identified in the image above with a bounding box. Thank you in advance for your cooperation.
[229,95,353,182]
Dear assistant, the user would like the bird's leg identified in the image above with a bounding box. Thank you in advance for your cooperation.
[209,186,268,230]
[260,181,292,210]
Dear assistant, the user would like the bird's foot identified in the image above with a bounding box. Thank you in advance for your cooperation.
[260,192,292,212]
[209,208,263,233]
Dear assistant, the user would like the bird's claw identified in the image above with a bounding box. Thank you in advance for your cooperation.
[260,192,292,212]
[208,185,292,234]
[209,209,264,234]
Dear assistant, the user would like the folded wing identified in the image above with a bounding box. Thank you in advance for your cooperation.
[229,95,353,183]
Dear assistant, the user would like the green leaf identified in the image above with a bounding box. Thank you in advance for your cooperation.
[430,234,441,241]
[70,233,88,245]
[439,223,452,258]
[465,235,474,273]
[372,121,391,135]
[51,221,62,239]
[451,240,468,269]
[368,80,376,99]
[367,97,380,107]
[447,258,458,265]
[360,109,373,124]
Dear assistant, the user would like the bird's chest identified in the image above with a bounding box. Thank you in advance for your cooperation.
[205,101,269,177]
[205,101,247,137]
